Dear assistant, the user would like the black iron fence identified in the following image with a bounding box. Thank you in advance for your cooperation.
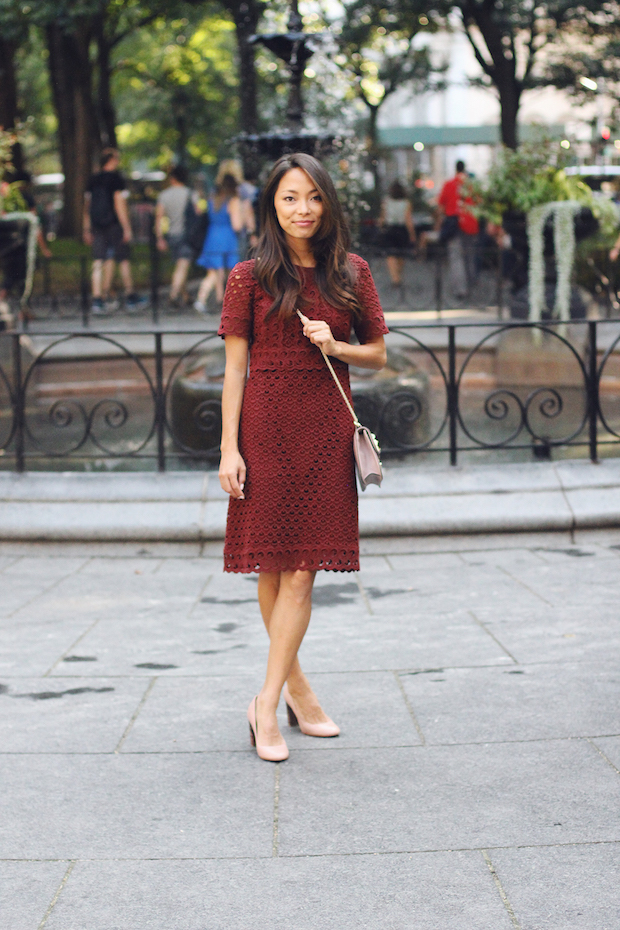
[2,319,620,472]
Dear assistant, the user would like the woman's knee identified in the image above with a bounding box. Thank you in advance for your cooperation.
[282,569,315,604]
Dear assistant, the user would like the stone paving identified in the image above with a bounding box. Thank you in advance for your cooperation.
[1,529,620,929]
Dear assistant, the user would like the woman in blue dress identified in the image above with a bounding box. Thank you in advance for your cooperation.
[194,173,244,313]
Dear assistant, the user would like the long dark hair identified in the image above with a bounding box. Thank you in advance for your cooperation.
[213,173,238,210]
[254,153,361,319]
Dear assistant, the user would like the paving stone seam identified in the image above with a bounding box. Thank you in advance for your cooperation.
[0,555,20,574]
[496,564,555,606]
[587,738,620,776]
[42,617,102,678]
[354,573,373,615]
[2,656,614,682]
[481,849,522,929]
[4,839,620,865]
[392,671,426,745]
[186,571,213,618]
[272,765,281,858]
[467,609,519,663]
[3,734,619,756]
[3,558,89,620]
[36,859,76,930]
[554,463,578,539]
[114,677,158,753]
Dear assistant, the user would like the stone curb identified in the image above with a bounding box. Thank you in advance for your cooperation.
[1,460,620,541]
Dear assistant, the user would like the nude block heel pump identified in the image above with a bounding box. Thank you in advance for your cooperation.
[283,684,340,738]
[247,696,289,762]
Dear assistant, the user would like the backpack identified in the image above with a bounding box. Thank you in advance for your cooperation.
[89,179,117,230]
[183,193,209,255]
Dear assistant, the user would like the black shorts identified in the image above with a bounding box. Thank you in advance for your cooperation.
[92,224,131,262]
[383,224,410,252]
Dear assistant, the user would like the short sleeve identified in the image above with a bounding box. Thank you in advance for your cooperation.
[218,260,256,341]
[350,255,389,344]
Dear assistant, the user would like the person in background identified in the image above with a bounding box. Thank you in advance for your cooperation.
[215,160,257,256]
[194,173,244,313]
[83,148,146,314]
[0,170,52,326]
[155,165,196,310]
[437,159,479,300]
[379,180,416,287]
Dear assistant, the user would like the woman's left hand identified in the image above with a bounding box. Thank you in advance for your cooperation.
[300,314,338,356]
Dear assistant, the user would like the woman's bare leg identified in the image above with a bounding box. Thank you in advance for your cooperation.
[197,269,217,304]
[214,268,225,302]
[257,572,330,741]
[171,258,191,300]
[254,569,317,746]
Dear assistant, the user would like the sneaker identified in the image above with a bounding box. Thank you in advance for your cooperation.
[194,300,207,314]
[91,298,107,315]
[167,295,183,312]
[125,292,148,311]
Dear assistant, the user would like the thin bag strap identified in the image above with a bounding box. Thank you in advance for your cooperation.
[297,309,361,429]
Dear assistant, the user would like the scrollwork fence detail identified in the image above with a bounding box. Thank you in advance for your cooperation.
[0,319,616,471]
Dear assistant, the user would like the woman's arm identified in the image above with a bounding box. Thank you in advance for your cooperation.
[242,198,256,234]
[227,196,244,233]
[219,335,249,499]
[155,202,168,252]
[405,202,416,244]
[300,315,387,370]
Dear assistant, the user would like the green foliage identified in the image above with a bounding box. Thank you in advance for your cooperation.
[330,0,447,117]
[472,143,592,222]
[113,9,240,167]
[0,126,26,211]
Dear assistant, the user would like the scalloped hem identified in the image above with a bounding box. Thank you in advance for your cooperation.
[223,550,359,574]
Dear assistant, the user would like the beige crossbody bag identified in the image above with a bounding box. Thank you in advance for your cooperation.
[297,310,383,491]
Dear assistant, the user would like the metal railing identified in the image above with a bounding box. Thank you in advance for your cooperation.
[2,318,620,472]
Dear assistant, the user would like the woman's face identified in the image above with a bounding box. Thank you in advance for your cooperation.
[273,168,324,246]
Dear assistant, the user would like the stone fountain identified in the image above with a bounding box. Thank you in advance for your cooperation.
[236,0,333,164]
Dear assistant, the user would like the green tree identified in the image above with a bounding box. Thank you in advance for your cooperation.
[0,0,30,173]
[452,0,583,149]
[330,0,448,191]
[113,8,240,168]
[542,2,620,154]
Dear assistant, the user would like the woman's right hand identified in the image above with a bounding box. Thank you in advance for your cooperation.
[219,450,246,499]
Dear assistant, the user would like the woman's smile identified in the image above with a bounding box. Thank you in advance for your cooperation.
[274,167,324,246]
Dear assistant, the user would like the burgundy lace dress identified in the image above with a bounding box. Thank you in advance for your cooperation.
[218,253,388,574]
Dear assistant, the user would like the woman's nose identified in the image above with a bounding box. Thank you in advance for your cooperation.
[296,199,311,214]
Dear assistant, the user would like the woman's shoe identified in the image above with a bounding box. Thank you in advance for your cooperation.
[283,684,340,738]
[247,696,289,762]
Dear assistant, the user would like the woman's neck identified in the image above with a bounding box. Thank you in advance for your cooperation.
[286,239,316,267]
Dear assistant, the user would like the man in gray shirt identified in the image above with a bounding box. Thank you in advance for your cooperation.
[155,166,197,309]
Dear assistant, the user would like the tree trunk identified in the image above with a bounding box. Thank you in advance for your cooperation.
[94,17,117,149]
[498,79,521,149]
[46,21,99,237]
[228,0,260,135]
[0,37,24,174]
[367,102,381,198]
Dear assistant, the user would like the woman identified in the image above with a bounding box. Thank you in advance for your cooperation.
[379,180,415,287]
[218,153,388,762]
[194,173,245,313]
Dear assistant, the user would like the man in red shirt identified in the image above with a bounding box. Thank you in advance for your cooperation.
[437,160,478,300]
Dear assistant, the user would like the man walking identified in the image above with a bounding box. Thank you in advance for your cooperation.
[83,148,145,314]
[155,165,197,310]
[437,160,479,301]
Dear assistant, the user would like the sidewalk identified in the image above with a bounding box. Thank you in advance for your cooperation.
[3,458,620,540]
[1,528,620,928]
